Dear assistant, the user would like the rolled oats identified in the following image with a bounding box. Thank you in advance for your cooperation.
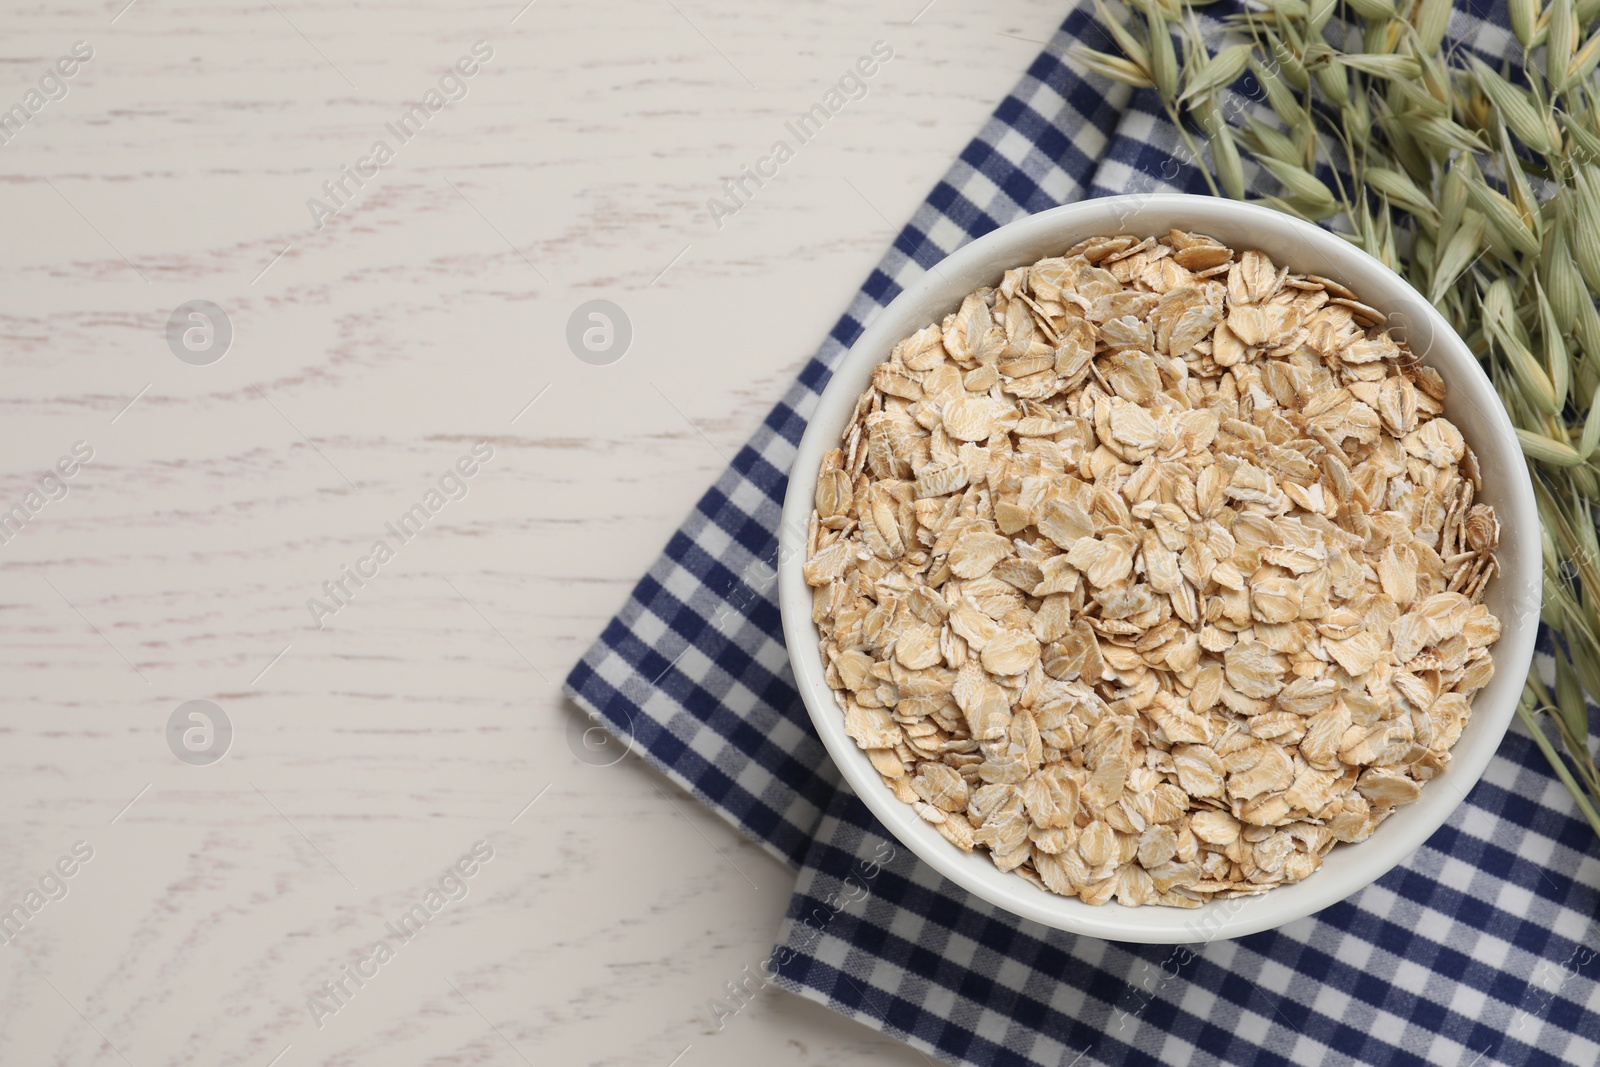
[805,231,1502,906]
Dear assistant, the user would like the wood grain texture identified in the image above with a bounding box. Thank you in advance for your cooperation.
[0,0,1066,1063]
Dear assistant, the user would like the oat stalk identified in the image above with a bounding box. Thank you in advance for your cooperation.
[1083,0,1600,838]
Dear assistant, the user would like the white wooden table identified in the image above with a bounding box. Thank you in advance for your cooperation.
[0,1,1065,1062]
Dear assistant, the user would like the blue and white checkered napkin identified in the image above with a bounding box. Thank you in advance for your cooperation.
[566,2,1600,1062]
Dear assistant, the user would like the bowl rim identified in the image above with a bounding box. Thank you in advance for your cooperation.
[778,193,1542,943]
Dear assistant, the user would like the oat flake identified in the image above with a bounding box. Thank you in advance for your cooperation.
[805,231,1501,905]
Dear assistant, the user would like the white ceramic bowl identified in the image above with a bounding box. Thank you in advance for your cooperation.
[778,194,1541,943]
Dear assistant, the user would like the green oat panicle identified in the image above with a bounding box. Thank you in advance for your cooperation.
[1085,0,1600,839]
